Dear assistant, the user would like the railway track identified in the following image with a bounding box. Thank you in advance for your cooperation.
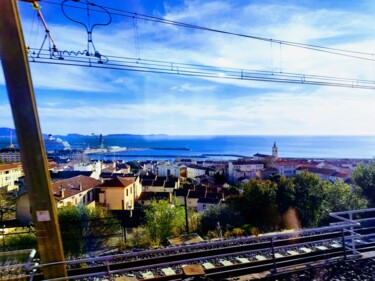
[26,226,361,280]
[4,224,375,280]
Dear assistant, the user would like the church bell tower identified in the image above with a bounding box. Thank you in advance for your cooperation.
[272,142,278,159]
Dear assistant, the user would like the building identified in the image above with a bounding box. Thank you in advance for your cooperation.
[197,197,224,212]
[0,149,21,163]
[272,142,278,159]
[253,142,278,161]
[227,160,264,184]
[0,162,23,193]
[273,160,302,177]
[329,171,350,183]
[139,175,180,193]
[97,176,142,210]
[16,175,101,225]
[157,162,182,177]
[137,191,172,206]
[296,166,336,181]
[186,164,216,179]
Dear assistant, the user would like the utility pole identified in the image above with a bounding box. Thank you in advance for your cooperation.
[0,0,67,279]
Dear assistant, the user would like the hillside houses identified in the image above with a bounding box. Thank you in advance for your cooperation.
[16,175,102,224]
[0,162,23,193]
[157,162,183,177]
[296,166,338,182]
[228,160,264,184]
[97,176,141,210]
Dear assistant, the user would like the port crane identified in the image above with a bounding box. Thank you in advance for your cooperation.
[92,133,104,149]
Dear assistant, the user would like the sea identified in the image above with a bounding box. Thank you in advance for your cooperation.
[2,135,375,161]
[62,135,375,161]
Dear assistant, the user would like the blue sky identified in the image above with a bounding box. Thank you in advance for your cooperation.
[2,0,375,135]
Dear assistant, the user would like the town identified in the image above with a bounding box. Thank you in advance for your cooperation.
[0,142,370,239]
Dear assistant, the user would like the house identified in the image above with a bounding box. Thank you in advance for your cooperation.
[186,164,216,179]
[137,191,172,206]
[296,166,336,181]
[197,197,224,212]
[261,167,279,179]
[0,149,21,163]
[139,175,180,192]
[140,161,157,174]
[16,175,101,225]
[273,161,302,177]
[157,162,183,177]
[97,176,142,210]
[329,171,350,183]
[50,170,98,181]
[0,162,23,193]
[227,160,264,184]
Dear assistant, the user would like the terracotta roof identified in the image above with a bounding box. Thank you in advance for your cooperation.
[0,162,22,172]
[52,175,101,200]
[296,166,335,176]
[99,176,135,188]
[331,171,349,178]
[231,160,264,165]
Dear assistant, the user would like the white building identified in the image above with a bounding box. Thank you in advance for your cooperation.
[74,161,102,174]
[157,162,182,177]
[0,151,21,163]
[0,163,23,193]
[197,197,223,212]
[186,164,216,179]
[228,160,264,184]
[273,161,301,177]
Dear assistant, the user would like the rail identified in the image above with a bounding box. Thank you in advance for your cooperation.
[5,208,375,280]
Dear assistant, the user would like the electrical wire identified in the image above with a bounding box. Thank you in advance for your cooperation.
[39,0,375,62]
[27,47,375,90]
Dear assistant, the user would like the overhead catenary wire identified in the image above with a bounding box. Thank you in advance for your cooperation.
[39,0,375,62]
[19,0,375,90]
[27,47,375,90]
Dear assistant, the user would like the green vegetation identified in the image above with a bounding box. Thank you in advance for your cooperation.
[201,172,367,235]
[0,193,16,226]
[143,200,186,246]
[58,206,121,255]
[4,232,36,250]
[352,159,375,206]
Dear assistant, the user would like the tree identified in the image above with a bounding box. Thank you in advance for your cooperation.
[320,181,367,225]
[199,204,243,235]
[238,179,280,231]
[352,160,375,206]
[293,171,327,227]
[58,206,120,255]
[143,200,186,245]
[271,175,296,215]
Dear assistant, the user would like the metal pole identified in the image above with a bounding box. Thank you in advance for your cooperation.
[349,213,356,254]
[341,227,347,260]
[0,0,67,279]
[184,195,189,234]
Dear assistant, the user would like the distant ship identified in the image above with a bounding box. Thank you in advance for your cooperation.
[83,147,107,154]
[44,134,71,153]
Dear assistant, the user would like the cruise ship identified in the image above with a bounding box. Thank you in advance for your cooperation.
[44,134,71,153]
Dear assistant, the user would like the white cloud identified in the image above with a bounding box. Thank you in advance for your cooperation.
[8,0,375,135]
[171,83,216,92]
